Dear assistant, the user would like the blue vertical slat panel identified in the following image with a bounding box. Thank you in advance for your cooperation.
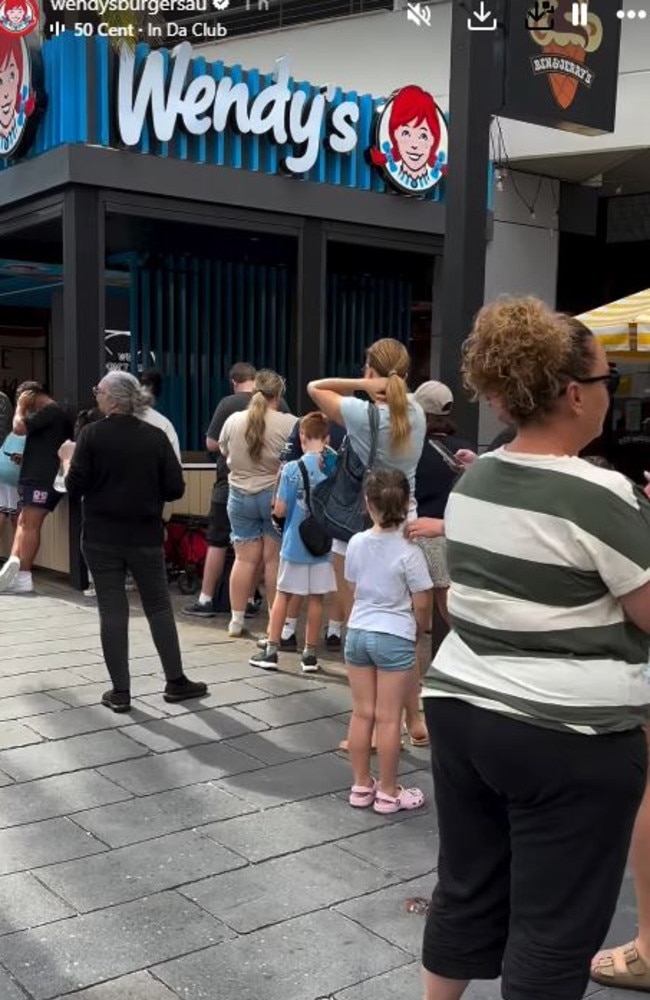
[261,71,278,175]
[210,61,225,166]
[189,258,200,448]
[95,36,110,146]
[227,65,244,169]
[343,90,358,189]
[246,68,260,172]
[158,48,171,159]
[193,56,208,165]
[134,44,151,155]
[173,50,188,162]
[326,89,343,188]
[357,94,373,191]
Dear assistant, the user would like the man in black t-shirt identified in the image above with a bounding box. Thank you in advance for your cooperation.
[0,382,72,594]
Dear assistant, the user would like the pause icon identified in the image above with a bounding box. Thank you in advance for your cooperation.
[571,1,588,25]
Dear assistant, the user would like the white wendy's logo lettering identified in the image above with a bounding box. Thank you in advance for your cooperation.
[117,43,360,174]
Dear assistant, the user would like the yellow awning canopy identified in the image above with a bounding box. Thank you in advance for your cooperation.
[577,289,650,351]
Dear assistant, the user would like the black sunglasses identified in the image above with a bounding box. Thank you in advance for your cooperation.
[570,367,620,397]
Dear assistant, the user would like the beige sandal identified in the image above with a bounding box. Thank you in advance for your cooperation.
[591,941,650,991]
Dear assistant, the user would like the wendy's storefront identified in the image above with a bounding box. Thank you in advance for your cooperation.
[0,31,452,581]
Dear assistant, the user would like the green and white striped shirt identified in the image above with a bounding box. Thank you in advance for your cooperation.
[423,449,650,734]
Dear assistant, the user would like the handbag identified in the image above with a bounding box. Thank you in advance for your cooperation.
[297,459,332,557]
[0,432,24,488]
[311,402,379,542]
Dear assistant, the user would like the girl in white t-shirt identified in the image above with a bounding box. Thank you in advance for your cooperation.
[344,469,432,814]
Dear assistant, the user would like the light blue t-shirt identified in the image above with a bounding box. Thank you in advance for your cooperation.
[277,452,332,565]
[339,396,426,510]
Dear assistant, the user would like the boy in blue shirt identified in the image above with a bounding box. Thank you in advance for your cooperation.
[250,412,335,673]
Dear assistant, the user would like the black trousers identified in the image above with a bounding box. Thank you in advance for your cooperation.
[83,542,184,692]
[423,698,647,1000]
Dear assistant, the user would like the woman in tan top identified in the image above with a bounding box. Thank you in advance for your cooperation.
[219,370,296,637]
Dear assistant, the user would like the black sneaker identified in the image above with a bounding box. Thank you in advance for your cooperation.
[280,633,298,652]
[244,599,262,619]
[164,676,208,703]
[101,689,131,713]
[301,653,319,674]
[325,632,342,651]
[249,649,279,671]
[182,600,216,618]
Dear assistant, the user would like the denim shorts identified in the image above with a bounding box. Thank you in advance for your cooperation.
[227,485,276,544]
[345,627,416,672]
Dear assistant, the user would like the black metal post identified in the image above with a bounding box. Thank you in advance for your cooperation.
[439,0,502,447]
[294,219,327,415]
[61,188,105,589]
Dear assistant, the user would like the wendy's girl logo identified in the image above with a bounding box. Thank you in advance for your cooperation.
[0,0,37,37]
[369,85,448,196]
[0,33,36,157]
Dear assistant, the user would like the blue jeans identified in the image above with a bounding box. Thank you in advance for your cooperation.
[345,628,416,671]
[227,485,276,543]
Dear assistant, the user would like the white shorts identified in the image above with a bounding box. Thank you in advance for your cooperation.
[331,539,348,557]
[0,483,18,515]
[277,558,336,596]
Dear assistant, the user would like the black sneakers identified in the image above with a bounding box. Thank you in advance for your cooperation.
[301,653,319,674]
[324,633,342,651]
[101,689,132,713]
[249,648,279,671]
[182,600,216,618]
[164,676,209,703]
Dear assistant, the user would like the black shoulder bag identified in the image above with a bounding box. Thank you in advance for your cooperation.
[297,460,333,557]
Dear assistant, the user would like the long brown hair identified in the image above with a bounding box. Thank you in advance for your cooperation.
[366,338,411,452]
[245,369,285,460]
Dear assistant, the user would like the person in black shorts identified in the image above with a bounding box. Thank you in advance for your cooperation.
[0,381,72,594]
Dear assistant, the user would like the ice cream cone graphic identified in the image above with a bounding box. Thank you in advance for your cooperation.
[530,0,603,111]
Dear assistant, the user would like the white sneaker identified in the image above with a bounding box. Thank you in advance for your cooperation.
[3,574,34,595]
[84,586,96,598]
[228,620,244,638]
[0,556,20,594]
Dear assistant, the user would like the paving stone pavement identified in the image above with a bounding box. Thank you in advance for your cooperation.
[0,580,640,999]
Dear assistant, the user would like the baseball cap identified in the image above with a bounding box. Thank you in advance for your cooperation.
[414,380,454,415]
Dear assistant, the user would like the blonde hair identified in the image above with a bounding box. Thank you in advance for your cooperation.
[366,338,411,452]
[244,369,286,460]
[462,297,595,425]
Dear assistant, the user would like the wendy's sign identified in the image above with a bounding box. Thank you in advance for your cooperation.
[0,32,43,158]
[501,0,621,135]
[369,86,448,196]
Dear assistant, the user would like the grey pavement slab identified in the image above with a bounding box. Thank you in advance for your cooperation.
[0,650,105,676]
[25,703,166,740]
[0,889,231,1000]
[37,829,246,912]
[174,659,263,684]
[244,672,328,695]
[2,623,99,647]
[0,871,75,934]
[236,687,352,726]
[1,635,104,658]
[0,692,74,720]
[0,770,132,829]
[137,679,274,716]
[73,781,254,847]
[154,909,411,1000]
[217,750,352,808]
[335,874,436,956]
[224,715,351,766]
[98,740,262,795]
[119,705,268,754]
[0,730,149,780]
[0,720,43,749]
[0,669,95,697]
[0,817,106,875]
[334,961,422,1000]
[202,791,418,863]
[337,810,438,880]
[50,675,163,708]
[0,966,32,1000]
[181,842,398,933]
[50,971,178,1000]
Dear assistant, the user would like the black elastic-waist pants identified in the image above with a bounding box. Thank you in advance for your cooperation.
[422,698,646,1000]
[83,542,184,692]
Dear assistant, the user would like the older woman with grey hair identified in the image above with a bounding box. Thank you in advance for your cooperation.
[59,372,207,712]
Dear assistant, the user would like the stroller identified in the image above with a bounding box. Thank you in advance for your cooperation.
[163,514,209,595]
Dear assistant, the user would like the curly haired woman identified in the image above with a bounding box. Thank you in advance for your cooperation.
[421,297,650,1000]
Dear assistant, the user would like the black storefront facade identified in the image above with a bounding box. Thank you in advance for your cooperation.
[0,32,453,581]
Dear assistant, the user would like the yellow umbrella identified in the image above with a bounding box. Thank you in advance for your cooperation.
[576,289,650,352]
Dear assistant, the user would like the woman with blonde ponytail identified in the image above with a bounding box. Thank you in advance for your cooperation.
[219,370,296,637]
[308,338,428,746]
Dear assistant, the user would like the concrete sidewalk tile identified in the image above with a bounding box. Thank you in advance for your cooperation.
[2,624,99,648]
[0,890,231,1000]
[98,741,262,796]
[25,703,166,740]
[244,673,327,696]
[335,874,437,955]
[73,782,254,848]
[0,965,32,999]
[216,751,351,809]
[0,720,43,749]
[0,693,74,721]
[336,812,439,880]
[51,676,162,708]
[49,971,178,999]
[0,770,132,829]
[181,842,398,933]
[177,660,261,684]
[0,650,104,676]
[0,669,94,697]
[71,659,157,684]
[154,909,411,1000]
[0,871,75,933]
[1,635,104,658]
[0,817,106,876]
[0,730,149,781]
[334,961,422,999]
[120,706,268,754]
[137,680,272,716]
[224,716,350,766]
[235,688,352,727]
[201,792,413,863]
[37,829,246,912]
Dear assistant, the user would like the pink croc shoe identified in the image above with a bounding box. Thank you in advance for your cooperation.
[373,785,424,815]
[349,780,377,808]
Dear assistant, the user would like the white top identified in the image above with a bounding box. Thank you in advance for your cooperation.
[141,407,181,463]
[345,528,432,641]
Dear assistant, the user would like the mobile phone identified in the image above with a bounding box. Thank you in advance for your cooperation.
[3,451,22,460]
[428,439,465,476]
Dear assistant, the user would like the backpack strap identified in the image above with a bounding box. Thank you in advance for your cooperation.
[367,402,379,470]
[297,459,313,512]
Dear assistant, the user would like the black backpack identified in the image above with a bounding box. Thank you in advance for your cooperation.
[297,460,332,558]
